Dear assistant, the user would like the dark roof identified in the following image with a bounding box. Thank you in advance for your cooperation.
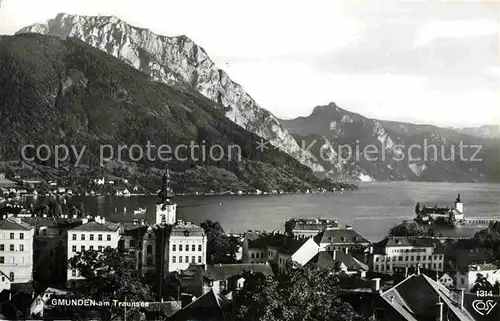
[373,237,445,255]
[144,301,181,317]
[381,274,475,321]
[170,223,205,237]
[314,228,369,245]
[306,251,369,271]
[204,264,274,281]
[168,289,229,321]
[22,217,82,227]
[0,217,33,230]
[70,221,119,232]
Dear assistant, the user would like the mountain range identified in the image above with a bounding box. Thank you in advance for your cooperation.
[10,13,500,183]
[0,33,340,193]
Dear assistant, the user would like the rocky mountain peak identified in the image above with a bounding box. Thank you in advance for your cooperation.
[17,13,325,174]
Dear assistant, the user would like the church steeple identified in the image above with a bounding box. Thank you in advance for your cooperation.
[158,167,175,204]
[155,165,177,225]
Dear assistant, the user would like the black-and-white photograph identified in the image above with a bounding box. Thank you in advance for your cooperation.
[0,0,499,320]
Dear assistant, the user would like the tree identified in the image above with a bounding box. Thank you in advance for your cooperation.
[201,220,239,264]
[68,247,153,320]
[234,263,366,321]
[388,221,434,237]
[471,273,494,293]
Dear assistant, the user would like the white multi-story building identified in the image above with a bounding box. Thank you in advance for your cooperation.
[0,217,35,283]
[67,216,120,286]
[166,221,207,272]
[370,237,445,275]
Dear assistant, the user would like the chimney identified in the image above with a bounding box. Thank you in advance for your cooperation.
[102,217,105,224]
[371,278,381,293]
[82,218,88,225]
[460,288,465,310]
[437,302,444,321]
[333,250,336,261]
[345,247,349,254]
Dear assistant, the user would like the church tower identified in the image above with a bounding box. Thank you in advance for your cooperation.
[155,168,176,225]
[454,193,463,213]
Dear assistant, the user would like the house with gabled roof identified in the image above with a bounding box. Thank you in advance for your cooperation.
[305,250,369,277]
[313,225,370,252]
[379,271,477,321]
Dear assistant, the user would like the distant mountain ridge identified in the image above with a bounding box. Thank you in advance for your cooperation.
[280,103,500,182]
[17,13,325,175]
[454,125,500,139]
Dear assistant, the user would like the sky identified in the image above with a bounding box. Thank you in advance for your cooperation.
[0,0,499,127]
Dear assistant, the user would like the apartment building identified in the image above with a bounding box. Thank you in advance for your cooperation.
[0,217,35,283]
[370,237,445,275]
[66,216,120,286]
[166,221,207,272]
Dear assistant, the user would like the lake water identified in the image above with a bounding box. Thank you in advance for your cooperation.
[49,181,500,242]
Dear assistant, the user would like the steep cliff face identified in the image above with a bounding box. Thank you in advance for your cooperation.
[281,103,500,182]
[17,13,324,173]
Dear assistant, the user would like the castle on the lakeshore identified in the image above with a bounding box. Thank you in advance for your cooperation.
[414,194,464,225]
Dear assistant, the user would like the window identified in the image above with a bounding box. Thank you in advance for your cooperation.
[98,246,103,251]
[198,256,202,263]
[411,256,414,261]
[375,257,379,262]
[1,277,3,281]
[179,245,183,251]
[129,240,136,247]
[9,272,14,281]
[416,256,420,261]
[147,245,153,255]
[179,256,183,263]
[90,245,94,251]
[72,234,76,240]
[19,233,24,240]
[81,245,85,251]
[81,234,85,241]
[9,233,14,240]
[192,256,195,263]
[0,245,3,251]
[198,245,202,251]
[90,234,94,241]
[98,234,102,241]
[438,263,442,269]
[398,256,402,261]
[19,245,23,251]
[173,256,176,263]
[461,278,465,285]
[185,256,188,263]
[251,253,255,258]
[72,270,76,277]
[173,244,176,251]
[405,256,409,261]
[72,245,76,252]
[192,245,195,252]
[0,257,4,263]
[107,235,111,241]
[428,256,432,260]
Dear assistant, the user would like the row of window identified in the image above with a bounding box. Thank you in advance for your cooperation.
[72,245,110,252]
[72,234,112,241]
[172,244,202,252]
[391,248,427,253]
[0,244,24,251]
[71,270,80,277]
[375,255,443,262]
[373,262,442,272]
[172,256,202,264]
[6,233,24,240]
[0,256,26,264]
[251,252,265,259]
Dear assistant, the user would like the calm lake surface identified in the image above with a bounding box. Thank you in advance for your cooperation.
[34,182,500,242]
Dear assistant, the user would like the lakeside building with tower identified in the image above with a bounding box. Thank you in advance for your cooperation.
[415,194,465,225]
